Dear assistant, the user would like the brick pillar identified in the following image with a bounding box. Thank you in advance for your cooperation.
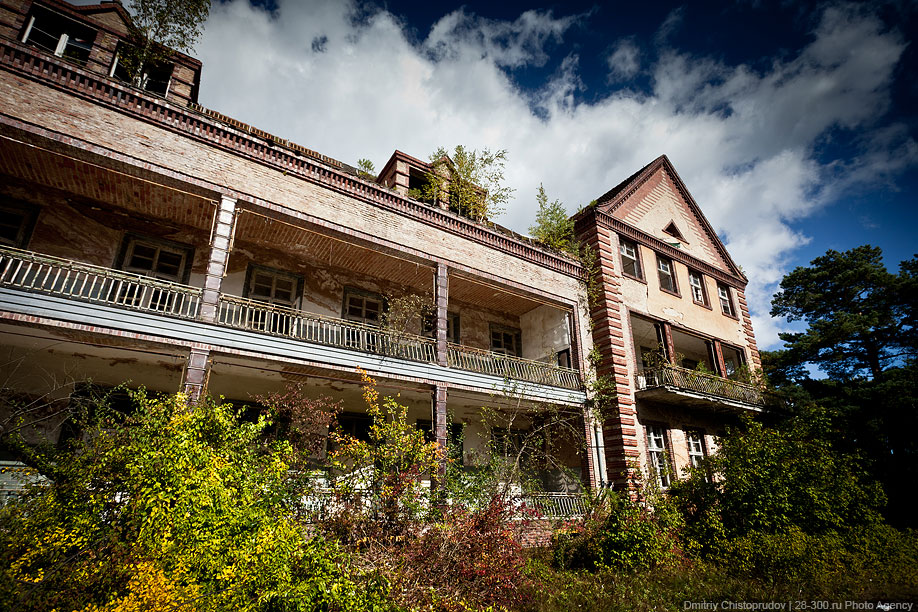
[712,340,727,377]
[736,288,762,370]
[431,384,448,480]
[574,214,640,490]
[434,263,449,367]
[183,347,210,403]
[200,195,237,323]
[662,322,676,365]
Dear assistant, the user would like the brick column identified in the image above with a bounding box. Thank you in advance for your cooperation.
[712,340,727,377]
[200,195,237,323]
[661,322,676,364]
[431,384,448,479]
[736,288,762,370]
[575,214,640,490]
[183,347,210,403]
[434,263,449,367]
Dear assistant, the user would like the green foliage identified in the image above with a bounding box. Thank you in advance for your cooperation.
[552,491,684,573]
[770,245,915,380]
[356,158,376,178]
[119,0,210,88]
[528,184,576,255]
[415,145,515,221]
[0,391,389,612]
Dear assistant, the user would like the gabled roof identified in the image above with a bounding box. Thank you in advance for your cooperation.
[578,154,746,281]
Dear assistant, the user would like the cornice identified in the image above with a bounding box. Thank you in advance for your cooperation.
[0,40,582,279]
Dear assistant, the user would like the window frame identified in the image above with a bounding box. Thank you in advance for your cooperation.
[687,269,710,308]
[243,264,302,309]
[656,255,679,296]
[423,311,460,344]
[645,424,672,489]
[717,283,737,318]
[685,429,707,469]
[109,41,174,97]
[342,287,385,327]
[20,6,96,66]
[114,234,194,284]
[0,200,39,249]
[489,323,522,357]
[618,238,644,281]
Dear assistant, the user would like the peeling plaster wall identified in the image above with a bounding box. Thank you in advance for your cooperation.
[520,304,570,362]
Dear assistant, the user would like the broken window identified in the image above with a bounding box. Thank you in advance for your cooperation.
[423,311,460,343]
[619,238,642,279]
[717,283,736,317]
[0,201,38,249]
[686,429,706,468]
[110,42,174,96]
[688,270,708,306]
[656,255,678,294]
[21,6,96,66]
[645,424,671,488]
[343,288,383,326]
[489,323,522,357]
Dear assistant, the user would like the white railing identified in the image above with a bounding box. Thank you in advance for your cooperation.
[516,492,587,518]
[218,294,438,363]
[447,343,582,390]
[0,246,201,319]
[636,364,765,406]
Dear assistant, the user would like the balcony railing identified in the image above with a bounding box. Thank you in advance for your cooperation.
[0,247,581,391]
[218,294,439,363]
[448,343,581,390]
[517,492,588,518]
[0,246,201,319]
[636,364,765,406]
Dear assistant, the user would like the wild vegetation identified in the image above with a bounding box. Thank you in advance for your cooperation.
[2,245,916,609]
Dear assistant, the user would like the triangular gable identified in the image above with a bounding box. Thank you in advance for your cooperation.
[72,3,133,35]
[594,155,744,279]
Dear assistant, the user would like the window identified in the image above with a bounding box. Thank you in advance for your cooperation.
[717,283,736,317]
[423,312,460,343]
[417,420,464,460]
[110,42,174,96]
[245,265,299,307]
[556,348,571,369]
[21,6,95,66]
[646,424,671,488]
[343,288,383,326]
[490,323,522,357]
[688,270,708,306]
[619,238,642,279]
[0,202,37,248]
[686,430,707,468]
[721,344,746,380]
[120,238,189,282]
[656,256,677,294]
[334,412,372,444]
[663,221,686,242]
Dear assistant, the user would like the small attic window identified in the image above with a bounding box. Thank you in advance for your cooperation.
[663,221,686,242]
[21,6,96,66]
[110,42,174,96]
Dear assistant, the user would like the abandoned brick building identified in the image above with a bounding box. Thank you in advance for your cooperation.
[0,0,763,506]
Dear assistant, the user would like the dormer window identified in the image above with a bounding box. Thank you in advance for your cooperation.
[110,43,174,96]
[21,6,96,66]
[663,221,686,243]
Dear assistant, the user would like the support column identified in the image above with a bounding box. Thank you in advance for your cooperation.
[431,384,448,479]
[200,195,237,323]
[182,347,210,403]
[661,322,676,365]
[434,263,449,367]
[712,340,727,377]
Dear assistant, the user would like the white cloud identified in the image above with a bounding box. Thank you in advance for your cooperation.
[606,38,640,82]
[194,0,913,349]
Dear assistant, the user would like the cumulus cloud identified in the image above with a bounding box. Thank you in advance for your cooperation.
[194,0,914,349]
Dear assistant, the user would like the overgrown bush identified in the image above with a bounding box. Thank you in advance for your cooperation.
[0,391,390,612]
[552,490,684,572]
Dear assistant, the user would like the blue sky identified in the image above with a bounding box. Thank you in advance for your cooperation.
[188,0,917,349]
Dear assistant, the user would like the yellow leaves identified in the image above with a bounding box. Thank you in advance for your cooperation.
[77,561,201,612]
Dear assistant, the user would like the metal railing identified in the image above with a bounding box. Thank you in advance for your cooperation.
[218,294,438,363]
[0,246,201,319]
[517,492,587,518]
[448,343,581,390]
[636,364,765,406]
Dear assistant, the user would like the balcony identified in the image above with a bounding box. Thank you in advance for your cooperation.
[635,364,765,411]
[0,247,581,392]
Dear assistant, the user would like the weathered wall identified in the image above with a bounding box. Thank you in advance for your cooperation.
[520,304,570,362]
